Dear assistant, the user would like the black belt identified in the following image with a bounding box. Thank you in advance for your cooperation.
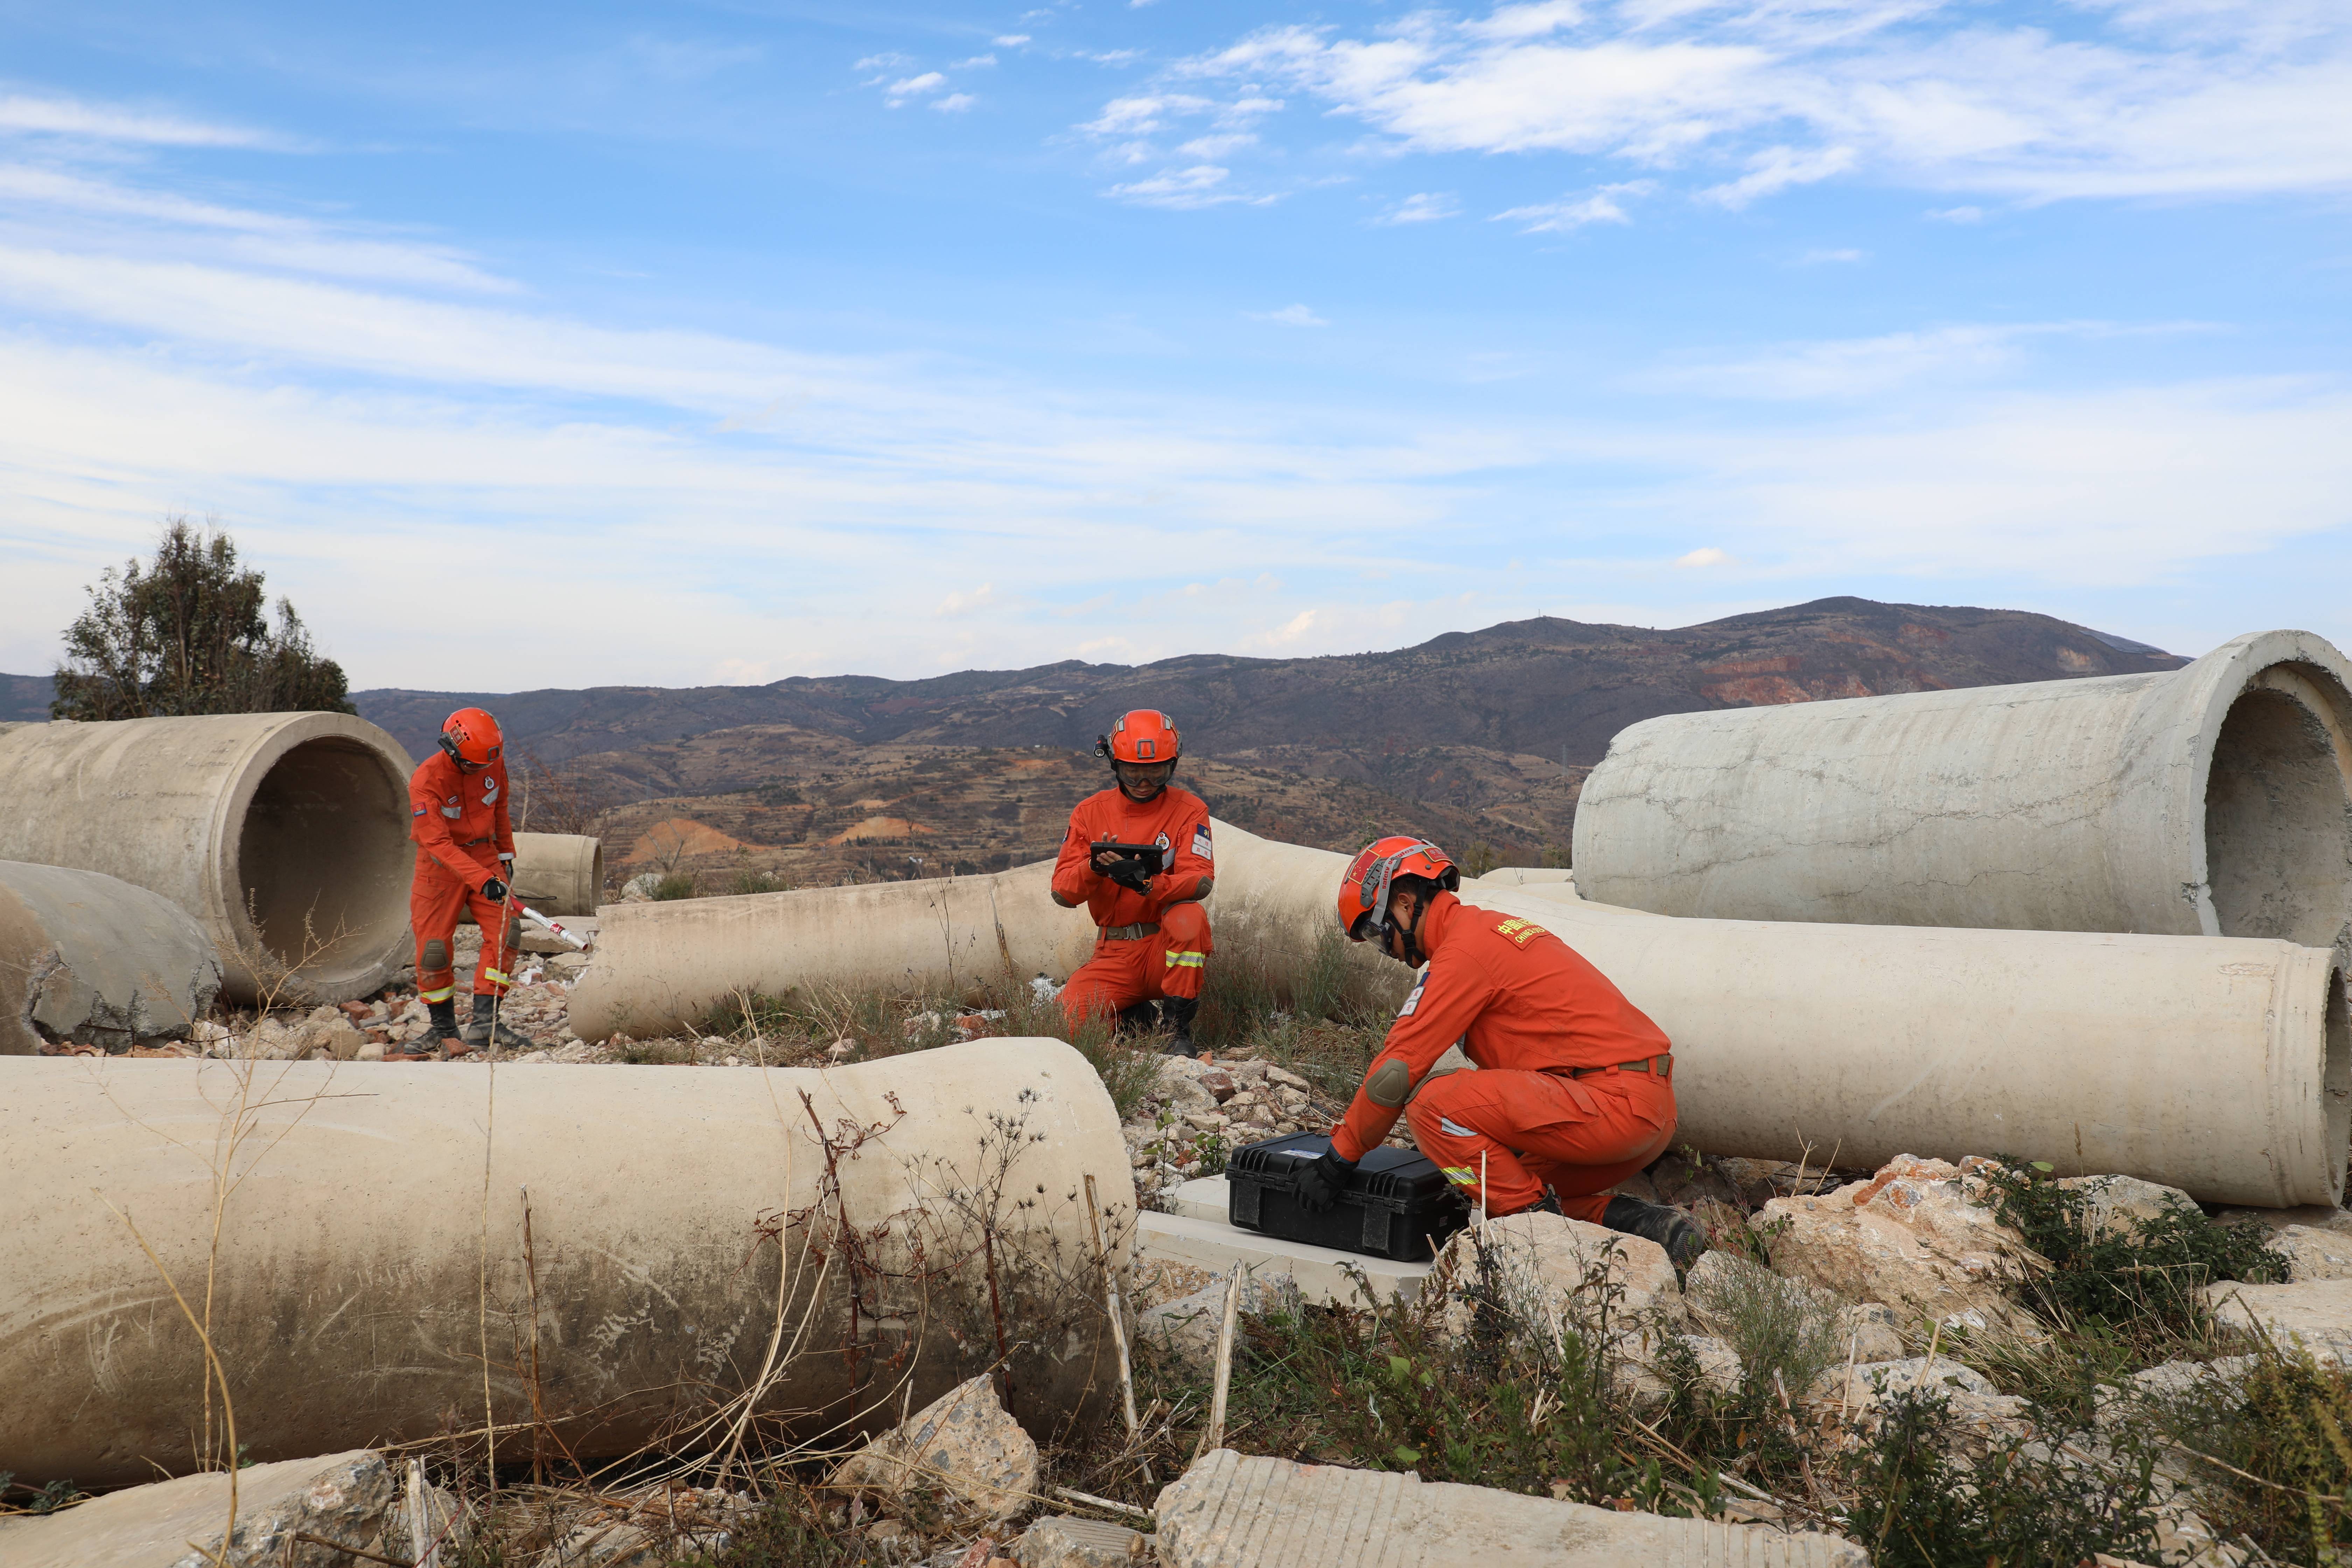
[1564,1054,1672,1080]
[1102,922,1160,941]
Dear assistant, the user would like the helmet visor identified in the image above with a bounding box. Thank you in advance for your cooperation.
[1113,759,1175,795]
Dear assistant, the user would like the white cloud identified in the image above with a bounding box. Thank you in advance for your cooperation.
[1106,164,1264,209]
[1928,205,1985,223]
[1136,2,2352,210]
[1650,323,2049,400]
[0,92,287,149]
[854,52,912,72]
[993,35,1032,47]
[1797,247,1868,264]
[886,72,947,103]
[1250,304,1329,327]
[1378,191,1460,224]
[1494,181,1648,232]
[1178,133,1256,158]
[1674,546,1733,567]
[932,93,979,113]
[952,55,998,69]
[937,582,1000,616]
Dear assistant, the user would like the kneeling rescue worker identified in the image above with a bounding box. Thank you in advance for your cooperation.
[1052,709,1214,1058]
[1298,836,1706,1268]
[406,707,530,1058]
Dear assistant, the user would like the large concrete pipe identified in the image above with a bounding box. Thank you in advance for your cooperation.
[0,862,223,1054]
[0,714,415,1003]
[571,859,1097,1041]
[1206,823,2349,1209]
[0,1038,1134,1485]
[1572,629,2352,946]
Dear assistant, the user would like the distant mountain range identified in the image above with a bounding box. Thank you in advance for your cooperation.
[2,597,2187,875]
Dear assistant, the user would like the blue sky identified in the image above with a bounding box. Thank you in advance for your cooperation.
[1,0,2347,688]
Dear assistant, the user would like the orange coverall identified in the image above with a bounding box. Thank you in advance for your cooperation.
[1331,891,1675,1220]
[408,750,520,1004]
[1051,785,1215,1028]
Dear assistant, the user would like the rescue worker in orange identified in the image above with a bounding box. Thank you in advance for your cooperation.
[1051,709,1214,1058]
[406,707,530,1058]
[1297,836,1706,1267]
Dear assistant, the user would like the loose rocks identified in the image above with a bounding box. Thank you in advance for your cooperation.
[1432,1211,1681,1346]
[1757,1154,2034,1333]
[1139,1268,1301,1375]
[832,1374,1040,1525]
[2203,1279,2352,1365]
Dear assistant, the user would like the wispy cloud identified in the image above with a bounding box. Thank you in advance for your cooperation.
[1494,182,1648,232]
[1106,1,2352,213]
[933,93,979,113]
[1250,304,1328,327]
[1377,191,1459,224]
[0,91,289,149]
[886,72,947,104]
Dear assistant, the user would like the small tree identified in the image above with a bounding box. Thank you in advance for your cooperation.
[51,517,355,720]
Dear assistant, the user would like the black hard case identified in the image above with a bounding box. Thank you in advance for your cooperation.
[1225,1132,1470,1262]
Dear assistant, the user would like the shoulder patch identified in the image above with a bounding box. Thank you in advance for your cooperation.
[1493,916,1549,946]
[412,805,426,817]
[1398,966,1430,1017]
[1191,822,1213,861]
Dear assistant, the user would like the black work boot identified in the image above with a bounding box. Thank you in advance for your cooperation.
[1159,996,1200,1059]
[400,997,464,1059]
[1112,1002,1158,1038]
[1601,1194,1709,1272]
[460,994,532,1051]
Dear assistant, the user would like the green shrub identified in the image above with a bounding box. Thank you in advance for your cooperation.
[649,872,699,901]
[1686,1252,1843,1403]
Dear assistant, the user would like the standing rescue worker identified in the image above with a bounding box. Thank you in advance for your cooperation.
[406,707,529,1058]
[1052,709,1214,1058]
[1297,836,1706,1267]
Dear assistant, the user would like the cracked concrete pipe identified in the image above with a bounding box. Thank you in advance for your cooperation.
[0,862,223,1054]
[1208,822,2350,1209]
[0,1037,1134,1485]
[444,831,606,926]
[570,858,1097,1041]
[0,714,414,1004]
[1571,629,2352,946]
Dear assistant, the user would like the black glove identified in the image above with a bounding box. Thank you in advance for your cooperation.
[1092,849,1153,893]
[1295,1147,1357,1214]
[481,876,509,902]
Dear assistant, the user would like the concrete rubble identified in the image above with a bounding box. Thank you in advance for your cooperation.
[1152,1449,1870,1567]
[1756,1154,2035,1334]
[1139,1267,1302,1376]
[2202,1279,2352,1365]
[1430,1211,1682,1347]
[1015,1514,1150,1566]
[0,860,222,1054]
[0,1449,426,1568]
[833,1374,1043,1526]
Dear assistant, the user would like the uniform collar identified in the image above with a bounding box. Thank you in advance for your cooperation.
[1416,889,1461,954]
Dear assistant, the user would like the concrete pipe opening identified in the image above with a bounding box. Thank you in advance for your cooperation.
[2205,667,2352,947]
[0,713,416,1003]
[234,735,414,988]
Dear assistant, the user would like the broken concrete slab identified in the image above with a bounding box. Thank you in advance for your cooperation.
[2271,1224,2352,1281]
[0,860,222,1054]
[0,1449,401,1568]
[832,1374,1040,1526]
[1153,1449,1869,1566]
[1172,1175,1229,1222]
[1758,1155,2035,1333]
[2204,1279,2352,1364]
[1014,1514,1148,1566]
[2057,1174,2198,1238]
[1136,1210,1432,1306]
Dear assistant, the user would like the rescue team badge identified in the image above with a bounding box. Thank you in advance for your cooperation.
[1398,968,1429,1016]
[1154,831,1171,852]
[1191,822,1213,860]
[1494,916,1549,946]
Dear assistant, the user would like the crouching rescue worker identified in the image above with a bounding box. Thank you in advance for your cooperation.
[406,707,530,1058]
[1298,836,1706,1268]
[1051,709,1214,1058]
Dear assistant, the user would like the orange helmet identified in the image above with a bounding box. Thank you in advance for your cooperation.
[438,707,503,769]
[1338,836,1460,944]
[1098,709,1181,765]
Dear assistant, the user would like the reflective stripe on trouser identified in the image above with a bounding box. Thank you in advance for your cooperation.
[1405,1067,1676,1222]
[1060,901,1213,1027]
[411,864,522,999]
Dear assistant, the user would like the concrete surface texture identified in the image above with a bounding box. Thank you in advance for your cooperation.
[0,712,416,1002]
[0,860,221,1054]
[0,1038,1135,1484]
[1205,821,2350,1208]
[1571,629,2352,947]
[0,1449,403,1568]
[569,854,1097,1040]
[1152,1449,1870,1567]
[1136,1210,1433,1306]
[510,831,605,916]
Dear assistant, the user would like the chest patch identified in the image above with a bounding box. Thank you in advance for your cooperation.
[1494,916,1548,946]
[482,779,500,803]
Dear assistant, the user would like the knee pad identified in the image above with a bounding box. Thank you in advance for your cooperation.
[503,921,523,952]
[422,939,448,971]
